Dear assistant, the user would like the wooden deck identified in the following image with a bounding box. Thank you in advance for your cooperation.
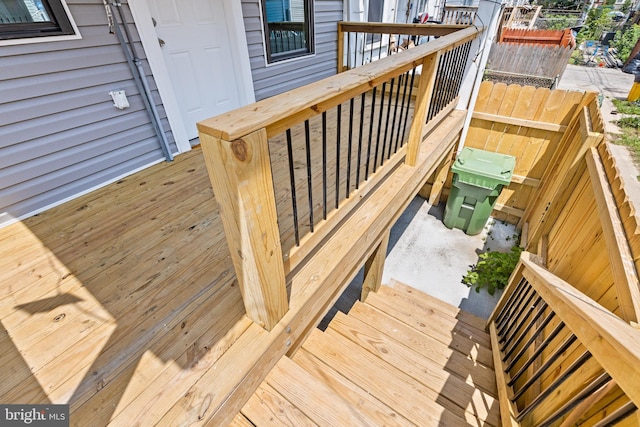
[238,281,499,426]
[0,108,488,425]
[0,148,247,424]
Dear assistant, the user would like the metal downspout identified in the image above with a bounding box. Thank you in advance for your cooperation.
[108,2,173,161]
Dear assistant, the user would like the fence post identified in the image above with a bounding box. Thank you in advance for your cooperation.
[406,51,441,166]
[200,129,288,331]
[361,229,391,302]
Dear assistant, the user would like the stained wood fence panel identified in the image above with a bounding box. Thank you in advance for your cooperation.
[486,43,574,82]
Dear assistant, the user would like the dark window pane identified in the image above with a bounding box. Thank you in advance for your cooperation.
[0,0,75,40]
[262,0,313,63]
[0,0,51,24]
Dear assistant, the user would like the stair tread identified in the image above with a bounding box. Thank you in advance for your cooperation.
[293,348,414,426]
[349,300,496,389]
[265,355,386,426]
[388,279,490,331]
[303,327,488,426]
[241,285,499,426]
[327,310,500,425]
[241,382,315,427]
[368,286,492,349]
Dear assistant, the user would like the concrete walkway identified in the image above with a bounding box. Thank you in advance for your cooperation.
[558,64,635,135]
[320,197,517,329]
[322,65,637,328]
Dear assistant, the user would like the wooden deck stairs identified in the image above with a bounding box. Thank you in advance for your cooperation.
[234,281,499,426]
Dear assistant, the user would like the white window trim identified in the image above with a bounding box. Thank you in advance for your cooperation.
[0,0,81,46]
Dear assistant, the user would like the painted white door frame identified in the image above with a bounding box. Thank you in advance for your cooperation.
[128,0,256,153]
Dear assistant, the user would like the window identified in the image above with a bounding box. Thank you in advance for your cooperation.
[261,0,314,63]
[0,0,77,41]
[366,0,383,43]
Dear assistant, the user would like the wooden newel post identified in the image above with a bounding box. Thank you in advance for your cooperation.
[405,51,441,166]
[199,129,289,331]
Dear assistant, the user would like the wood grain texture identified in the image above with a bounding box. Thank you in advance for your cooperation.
[201,130,288,330]
[586,147,640,323]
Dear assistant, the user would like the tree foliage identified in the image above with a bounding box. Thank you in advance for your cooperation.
[577,7,614,44]
[612,24,640,62]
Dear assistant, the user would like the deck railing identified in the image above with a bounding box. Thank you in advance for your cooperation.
[487,252,640,426]
[197,25,481,330]
[337,21,471,71]
[441,6,478,25]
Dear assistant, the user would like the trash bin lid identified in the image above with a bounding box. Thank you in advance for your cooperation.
[451,147,516,187]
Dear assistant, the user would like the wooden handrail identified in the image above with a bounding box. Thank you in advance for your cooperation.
[198,26,482,330]
[197,26,482,141]
[518,251,640,406]
[338,21,469,37]
[488,252,640,425]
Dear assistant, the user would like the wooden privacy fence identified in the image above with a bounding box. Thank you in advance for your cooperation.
[453,81,602,224]
[197,25,482,331]
[486,29,575,88]
[484,81,640,424]
[487,252,640,426]
[500,28,575,48]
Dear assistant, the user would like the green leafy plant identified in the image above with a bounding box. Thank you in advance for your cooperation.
[577,7,614,44]
[612,25,640,63]
[612,99,640,115]
[618,116,640,129]
[462,246,523,295]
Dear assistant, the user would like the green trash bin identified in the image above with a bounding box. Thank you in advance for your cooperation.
[443,147,516,235]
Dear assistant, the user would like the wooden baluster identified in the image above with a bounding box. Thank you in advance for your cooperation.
[200,129,288,331]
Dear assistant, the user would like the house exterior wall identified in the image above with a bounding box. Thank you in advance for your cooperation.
[0,0,176,228]
[242,0,343,100]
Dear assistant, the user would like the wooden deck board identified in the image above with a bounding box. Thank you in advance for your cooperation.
[327,312,499,425]
[0,149,249,425]
[242,284,498,426]
[293,349,413,426]
[0,108,477,425]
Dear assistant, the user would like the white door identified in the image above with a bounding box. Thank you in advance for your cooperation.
[147,0,242,140]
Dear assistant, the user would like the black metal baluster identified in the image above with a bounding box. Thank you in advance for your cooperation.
[506,317,563,379]
[373,82,386,173]
[335,103,342,209]
[365,87,377,179]
[501,287,537,346]
[515,351,592,423]
[395,69,411,152]
[361,32,367,67]
[388,76,402,159]
[356,93,365,189]
[304,120,314,233]
[346,30,351,70]
[346,98,354,198]
[503,299,547,359]
[498,283,534,339]
[286,129,300,246]
[377,33,383,61]
[497,277,529,330]
[511,334,577,401]
[501,288,538,347]
[381,78,394,167]
[322,112,327,220]
[504,310,557,370]
[400,68,417,145]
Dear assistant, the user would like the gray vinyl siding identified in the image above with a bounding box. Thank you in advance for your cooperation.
[0,0,176,227]
[242,0,343,100]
